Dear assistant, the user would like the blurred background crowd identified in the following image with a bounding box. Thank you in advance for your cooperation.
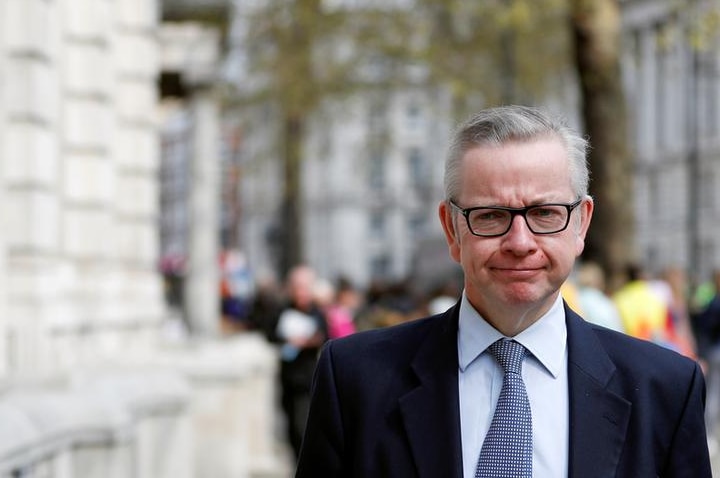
[214,256,720,367]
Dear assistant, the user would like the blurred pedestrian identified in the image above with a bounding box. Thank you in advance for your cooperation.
[246,271,284,341]
[322,277,360,339]
[651,267,698,358]
[559,278,584,316]
[219,249,254,333]
[296,105,710,477]
[354,279,420,330]
[575,261,624,332]
[427,279,462,315]
[612,264,671,346]
[275,264,328,460]
[694,270,720,360]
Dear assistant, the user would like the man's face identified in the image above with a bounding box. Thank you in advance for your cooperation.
[288,267,316,310]
[439,137,593,322]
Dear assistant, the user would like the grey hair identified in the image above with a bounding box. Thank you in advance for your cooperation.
[443,105,590,201]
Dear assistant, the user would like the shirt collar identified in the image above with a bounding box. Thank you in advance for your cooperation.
[458,292,567,378]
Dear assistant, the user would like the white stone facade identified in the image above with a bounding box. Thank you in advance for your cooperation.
[1,0,163,374]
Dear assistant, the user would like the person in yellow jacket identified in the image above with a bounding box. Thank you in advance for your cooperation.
[560,279,584,315]
[613,265,672,348]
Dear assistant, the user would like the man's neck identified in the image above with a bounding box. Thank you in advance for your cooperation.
[470,294,559,337]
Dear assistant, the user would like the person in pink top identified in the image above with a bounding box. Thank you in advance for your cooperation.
[323,277,360,339]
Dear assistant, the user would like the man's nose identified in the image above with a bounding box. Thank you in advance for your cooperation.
[501,215,538,254]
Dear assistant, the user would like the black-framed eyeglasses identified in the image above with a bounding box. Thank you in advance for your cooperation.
[449,198,583,237]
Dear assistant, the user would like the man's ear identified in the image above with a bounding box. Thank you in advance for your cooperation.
[574,196,594,256]
[438,201,461,263]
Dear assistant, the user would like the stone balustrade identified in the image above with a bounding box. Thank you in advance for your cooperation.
[148,331,286,478]
[0,332,285,478]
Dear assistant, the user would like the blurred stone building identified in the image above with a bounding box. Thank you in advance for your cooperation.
[0,1,283,477]
[621,0,720,284]
[231,85,458,289]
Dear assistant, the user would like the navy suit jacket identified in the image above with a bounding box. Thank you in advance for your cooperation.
[296,303,712,477]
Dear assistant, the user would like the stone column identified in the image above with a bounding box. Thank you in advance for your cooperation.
[183,89,221,337]
[0,240,6,376]
[2,0,64,373]
[112,0,167,357]
[0,0,8,375]
[60,0,119,367]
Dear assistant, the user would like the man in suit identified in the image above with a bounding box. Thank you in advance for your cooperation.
[295,105,712,477]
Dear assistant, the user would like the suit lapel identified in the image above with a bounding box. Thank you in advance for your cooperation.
[566,305,631,478]
[399,306,463,478]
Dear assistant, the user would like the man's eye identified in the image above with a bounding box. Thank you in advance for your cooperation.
[530,207,559,218]
[476,211,506,221]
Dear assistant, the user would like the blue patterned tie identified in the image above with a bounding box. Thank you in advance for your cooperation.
[475,339,532,477]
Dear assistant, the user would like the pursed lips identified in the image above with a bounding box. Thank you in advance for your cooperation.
[491,266,544,278]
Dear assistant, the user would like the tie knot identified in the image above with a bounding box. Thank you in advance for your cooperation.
[488,339,527,374]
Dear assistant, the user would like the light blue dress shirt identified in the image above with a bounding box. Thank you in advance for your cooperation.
[458,292,569,478]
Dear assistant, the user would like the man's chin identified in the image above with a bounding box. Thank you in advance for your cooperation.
[501,284,552,307]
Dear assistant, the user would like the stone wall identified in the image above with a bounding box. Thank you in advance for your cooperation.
[1,0,164,374]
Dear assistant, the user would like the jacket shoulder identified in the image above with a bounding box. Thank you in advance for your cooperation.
[581,320,702,401]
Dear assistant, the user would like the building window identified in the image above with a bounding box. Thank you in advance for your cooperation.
[406,102,422,131]
[408,213,426,236]
[370,212,386,239]
[702,170,715,210]
[369,152,385,190]
[368,96,387,134]
[407,148,425,187]
[648,170,659,219]
[370,255,391,278]
[655,23,668,150]
[698,50,718,138]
